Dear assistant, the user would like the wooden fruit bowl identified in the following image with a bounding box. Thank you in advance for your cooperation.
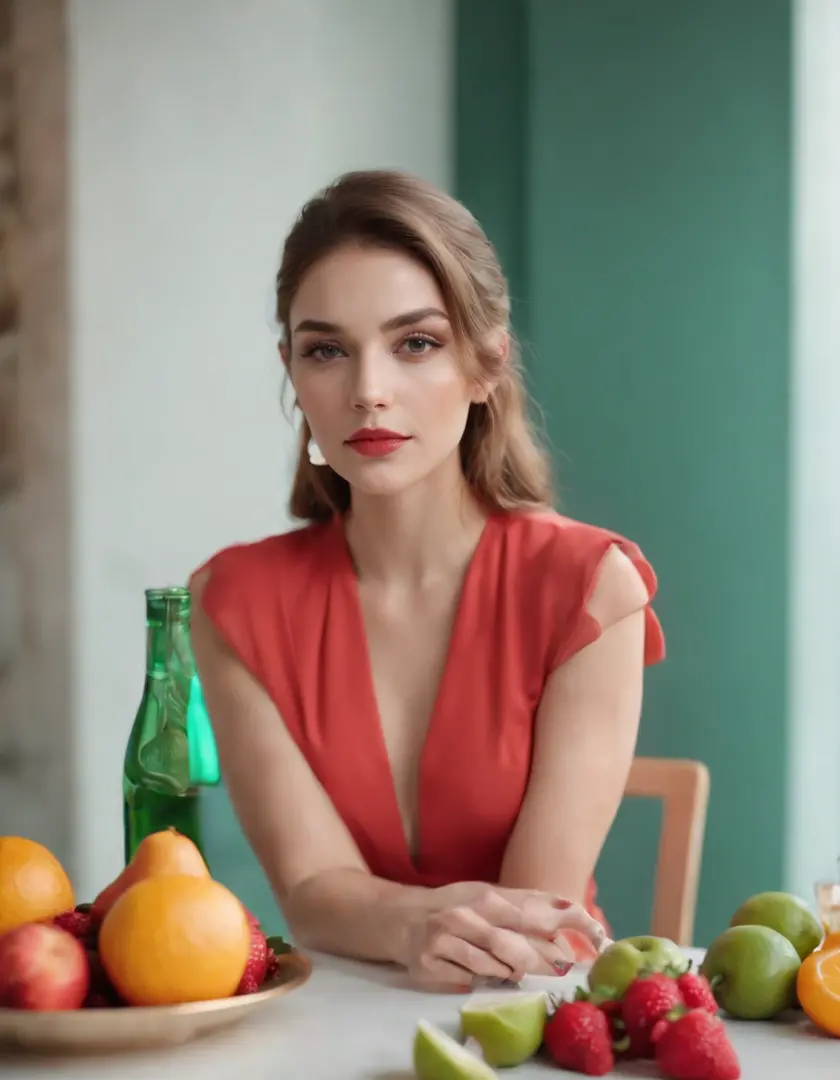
[0,947,312,1054]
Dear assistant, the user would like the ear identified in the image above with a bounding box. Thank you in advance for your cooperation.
[470,329,510,403]
[278,340,291,370]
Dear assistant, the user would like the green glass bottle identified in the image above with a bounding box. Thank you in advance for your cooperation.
[123,586,216,864]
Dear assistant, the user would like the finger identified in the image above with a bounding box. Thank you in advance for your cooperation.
[488,889,609,954]
[528,935,577,975]
[434,931,515,982]
[516,895,579,936]
[471,892,568,940]
[440,908,547,978]
[493,891,608,953]
[436,907,527,975]
[550,906,609,953]
[412,954,474,993]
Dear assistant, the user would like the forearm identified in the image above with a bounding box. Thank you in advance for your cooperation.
[498,855,590,908]
[282,867,439,965]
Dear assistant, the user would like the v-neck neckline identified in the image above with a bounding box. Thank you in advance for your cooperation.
[330,512,499,874]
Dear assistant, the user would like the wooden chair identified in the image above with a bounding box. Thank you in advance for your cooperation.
[624,757,710,947]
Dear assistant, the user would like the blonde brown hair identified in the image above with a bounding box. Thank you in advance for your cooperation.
[276,169,553,522]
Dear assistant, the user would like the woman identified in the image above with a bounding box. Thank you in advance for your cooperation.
[190,169,665,992]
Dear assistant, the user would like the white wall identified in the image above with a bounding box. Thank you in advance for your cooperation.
[69,0,453,898]
[787,0,840,902]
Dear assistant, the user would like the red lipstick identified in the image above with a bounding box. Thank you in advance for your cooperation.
[345,428,411,458]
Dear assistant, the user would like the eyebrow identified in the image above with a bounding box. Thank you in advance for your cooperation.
[293,307,449,335]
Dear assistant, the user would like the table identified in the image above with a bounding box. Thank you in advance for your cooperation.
[1,949,837,1078]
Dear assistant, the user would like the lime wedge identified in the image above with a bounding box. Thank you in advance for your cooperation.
[459,991,547,1067]
[413,1021,499,1080]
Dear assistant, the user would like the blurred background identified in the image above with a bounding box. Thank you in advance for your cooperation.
[1,0,838,947]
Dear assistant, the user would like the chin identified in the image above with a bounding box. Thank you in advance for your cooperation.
[330,440,464,500]
[341,465,418,498]
[329,449,429,499]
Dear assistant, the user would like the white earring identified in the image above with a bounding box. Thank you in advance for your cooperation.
[307,437,327,466]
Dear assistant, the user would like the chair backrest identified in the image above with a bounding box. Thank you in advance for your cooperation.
[624,756,710,946]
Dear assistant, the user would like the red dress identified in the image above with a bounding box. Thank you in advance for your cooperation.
[197,510,665,943]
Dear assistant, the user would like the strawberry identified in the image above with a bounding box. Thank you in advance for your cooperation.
[621,972,683,1058]
[83,990,116,1009]
[597,997,625,1038]
[652,1009,741,1080]
[53,909,97,943]
[265,948,282,981]
[236,921,269,994]
[569,984,628,1052]
[677,971,718,1015]
[543,1000,614,1076]
[84,948,122,1006]
[237,972,261,996]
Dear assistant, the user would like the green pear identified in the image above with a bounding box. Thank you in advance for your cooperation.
[588,935,689,997]
[700,924,800,1020]
[729,891,823,961]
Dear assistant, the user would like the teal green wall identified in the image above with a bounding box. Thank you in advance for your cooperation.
[457,0,792,945]
[201,785,287,934]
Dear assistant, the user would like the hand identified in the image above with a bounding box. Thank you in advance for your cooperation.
[402,883,607,992]
[493,886,612,964]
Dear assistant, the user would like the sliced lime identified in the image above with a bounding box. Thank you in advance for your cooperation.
[459,992,547,1067]
[413,1021,499,1080]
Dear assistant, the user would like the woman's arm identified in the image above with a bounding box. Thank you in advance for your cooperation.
[190,570,431,964]
[190,568,609,977]
[499,545,649,900]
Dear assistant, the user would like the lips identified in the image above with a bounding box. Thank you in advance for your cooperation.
[345,428,411,458]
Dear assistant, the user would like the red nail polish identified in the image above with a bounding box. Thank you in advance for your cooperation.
[553,961,573,976]
[554,899,572,910]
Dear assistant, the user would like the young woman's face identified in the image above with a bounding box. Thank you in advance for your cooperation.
[287,245,484,500]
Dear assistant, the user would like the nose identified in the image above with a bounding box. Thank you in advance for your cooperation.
[349,347,393,412]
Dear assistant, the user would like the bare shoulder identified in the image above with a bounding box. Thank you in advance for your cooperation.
[587,544,651,626]
[189,565,212,599]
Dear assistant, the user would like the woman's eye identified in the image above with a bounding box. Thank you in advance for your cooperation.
[401,336,440,357]
[303,343,344,361]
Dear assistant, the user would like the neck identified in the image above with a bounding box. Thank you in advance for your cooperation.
[343,454,490,587]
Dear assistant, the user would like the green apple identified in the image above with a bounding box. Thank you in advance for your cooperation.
[414,1021,499,1080]
[729,891,823,961]
[588,936,689,997]
[700,924,800,1020]
[460,992,546,1067]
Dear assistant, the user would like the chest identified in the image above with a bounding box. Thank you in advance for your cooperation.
[262,527,555,882]
[357,582,459,785]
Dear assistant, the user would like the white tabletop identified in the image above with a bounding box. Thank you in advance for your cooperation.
[1,949,837,1078]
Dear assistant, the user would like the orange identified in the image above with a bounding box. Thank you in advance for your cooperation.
[0,836,75,935]
[797,943,840,1036]
[98,874,250,1006]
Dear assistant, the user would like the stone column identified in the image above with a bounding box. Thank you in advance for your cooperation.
[0,0,72,872]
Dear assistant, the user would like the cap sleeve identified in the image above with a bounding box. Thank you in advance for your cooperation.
[546,526,665,673]
[190,543,264,687]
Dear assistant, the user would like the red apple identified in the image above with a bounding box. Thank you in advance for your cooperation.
[0,923,90,1010]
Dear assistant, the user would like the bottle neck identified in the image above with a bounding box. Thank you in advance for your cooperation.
[145,617,193,679]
